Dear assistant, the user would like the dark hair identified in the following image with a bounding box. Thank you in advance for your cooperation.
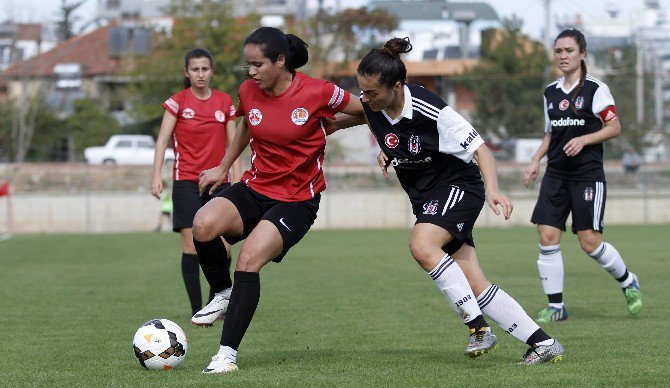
[183,48,214,89]
[244,27,308,73]
[555,29,587,113]
[357,37,412,88]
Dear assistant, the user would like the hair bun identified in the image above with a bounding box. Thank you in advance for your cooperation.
[381,37,412,58]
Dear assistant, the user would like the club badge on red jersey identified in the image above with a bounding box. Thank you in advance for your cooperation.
[408,135,421,155]
[385,133,399,149]
[182,108,195,119]
[291,108,309,125]
[559,99,569,111]
[215,110,225,122]
[248,108,262,126]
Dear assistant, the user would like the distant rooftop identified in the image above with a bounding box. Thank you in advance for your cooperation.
[370,0,499,22]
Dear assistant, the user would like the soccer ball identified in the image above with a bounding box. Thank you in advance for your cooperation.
[132,319,188,370]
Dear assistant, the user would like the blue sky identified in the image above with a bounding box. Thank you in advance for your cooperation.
[2,0,670,40]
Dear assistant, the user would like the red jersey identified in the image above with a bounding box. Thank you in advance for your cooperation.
[162,88,236,181]
[237,72,350,201]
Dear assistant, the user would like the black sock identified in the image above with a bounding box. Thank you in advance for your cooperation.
[526,328,551,345]
[547,293,563,304]
[181,253,202,315]
[465,314,489,331]
[220,271,261,350]
[193,237,232,293]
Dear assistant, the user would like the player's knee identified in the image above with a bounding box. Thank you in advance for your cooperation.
[578,238,600,254]
[192,211,214,242]
[236,249,263,272]
[408,239,431,265]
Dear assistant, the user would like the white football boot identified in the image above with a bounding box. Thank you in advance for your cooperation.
[191,287,232,326]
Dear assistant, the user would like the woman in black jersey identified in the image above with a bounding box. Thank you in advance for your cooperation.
[334,37,564,365]
[524,29,642,323]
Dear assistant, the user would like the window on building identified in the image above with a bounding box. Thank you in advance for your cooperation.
[106,0,121,9]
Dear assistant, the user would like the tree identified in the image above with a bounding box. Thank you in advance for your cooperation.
[130,0,258,130]
[462,18,550,141]
[56,0,87,42]
[306,7,398,69]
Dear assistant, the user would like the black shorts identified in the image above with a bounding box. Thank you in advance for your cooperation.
[413,183,485,255]
[531,175,606,234]
[221,182,320,262]
[172,180,231,232]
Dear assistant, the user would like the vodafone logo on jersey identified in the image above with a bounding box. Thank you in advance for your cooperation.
[551,117,585,127]
[215,110,225,122]
[385,133,399,149]
[248,108,262,126]
[559,99,569,111]
[291,108,309,125]
[182,108,195,119]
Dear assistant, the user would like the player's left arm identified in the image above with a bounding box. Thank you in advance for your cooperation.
[564,84,621,157]
[473,143,513,220]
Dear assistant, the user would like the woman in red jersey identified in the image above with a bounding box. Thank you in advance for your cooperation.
[189,27,364,374]
[151,48,240,318]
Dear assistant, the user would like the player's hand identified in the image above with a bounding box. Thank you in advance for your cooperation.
[487,190,513,220]
[199,165,228,196]
[377,150,389,180]
[151,175,163,199]
[323,118,338,136]
[523,160,540,187]
[563,136,586,157]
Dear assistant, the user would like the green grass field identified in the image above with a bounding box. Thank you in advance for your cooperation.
[1,225,668,386]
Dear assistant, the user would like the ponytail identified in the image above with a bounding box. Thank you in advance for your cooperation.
[244,27,308,73]
[358,37,412,87]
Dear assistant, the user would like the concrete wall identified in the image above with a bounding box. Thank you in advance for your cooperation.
[1,188,669,234]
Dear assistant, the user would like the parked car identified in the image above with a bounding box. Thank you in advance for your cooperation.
[84,135,174,165]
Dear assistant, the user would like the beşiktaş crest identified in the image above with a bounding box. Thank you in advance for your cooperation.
[422,199,439,215]
[584,186,594,202]
[408,135,421,155]
[574,96,584,110]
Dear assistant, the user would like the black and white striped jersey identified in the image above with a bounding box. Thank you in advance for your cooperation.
[543,75,615,181]
[363,84,484,207]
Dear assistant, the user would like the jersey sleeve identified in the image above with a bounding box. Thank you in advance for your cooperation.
[543,95,551,133]
[321,82,351,119]
[222,93,236,121]
[236,82,248,118]
[162,91,183,118]
[436,106,484,163]
[592,82,615,118]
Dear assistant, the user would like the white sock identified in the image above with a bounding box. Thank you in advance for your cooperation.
[537,244,563,295]
[218,345,237,362]
[588,242,628,282]
[428,253,482,324]
[476,284,540,344]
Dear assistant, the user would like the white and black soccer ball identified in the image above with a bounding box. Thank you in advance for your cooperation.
[132,319,188,370]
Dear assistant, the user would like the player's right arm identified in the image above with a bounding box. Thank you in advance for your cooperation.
[199,119,250,195]
[151,110,178,199]
[524,132,551,187]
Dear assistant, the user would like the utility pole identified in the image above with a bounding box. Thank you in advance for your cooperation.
[544,0,552,56]
[636,30,645,125]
